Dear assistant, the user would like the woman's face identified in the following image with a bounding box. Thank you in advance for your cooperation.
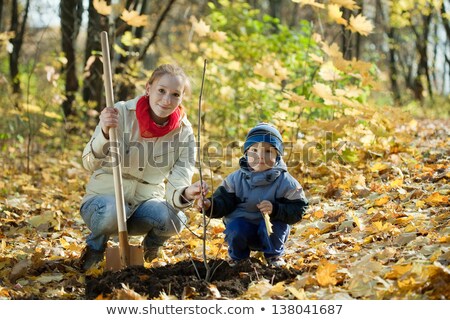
[147,74,184,123]
[246,142,278,172]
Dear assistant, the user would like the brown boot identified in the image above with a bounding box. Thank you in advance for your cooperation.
[143,245,160,263]
[80,246,104,271]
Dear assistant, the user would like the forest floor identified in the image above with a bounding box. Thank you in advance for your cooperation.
[0,118,449,300]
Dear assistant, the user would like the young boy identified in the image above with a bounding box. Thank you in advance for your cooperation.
[200,123,308,267]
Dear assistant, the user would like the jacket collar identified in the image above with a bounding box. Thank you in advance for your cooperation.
[239,156,286,187]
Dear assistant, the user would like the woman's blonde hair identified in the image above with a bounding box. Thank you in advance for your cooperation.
[147,64,191,96]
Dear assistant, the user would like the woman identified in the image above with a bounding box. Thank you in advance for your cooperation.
[79,64,206,270]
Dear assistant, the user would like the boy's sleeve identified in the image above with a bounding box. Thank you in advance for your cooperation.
[271,175,309,225]
[205,174,239,218]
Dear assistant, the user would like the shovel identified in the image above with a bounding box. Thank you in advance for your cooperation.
[100,31,143,271]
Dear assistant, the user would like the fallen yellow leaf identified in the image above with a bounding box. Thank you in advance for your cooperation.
[316,260,338,286]
[370,162,388,173]
[385,264,413,280]
[374,195,389,206]
[424,192,448,206]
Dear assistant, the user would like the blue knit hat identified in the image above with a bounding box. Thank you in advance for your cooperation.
[243,123,284,155]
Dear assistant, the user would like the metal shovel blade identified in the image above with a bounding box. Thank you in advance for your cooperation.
[105,245,143,272]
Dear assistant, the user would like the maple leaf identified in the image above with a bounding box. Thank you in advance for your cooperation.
[242,279,275,298]
[205,42,231,60]
[373,195,389,206]
[254,63,276,79]
[190,16,210,37]
[328,4,347,25]
[287,286,308,299]
[113,283,148,300]
[316,260,338,286]
[93,0,111,16]
[321,42,343,58]
[273,60,289,80]
[330,0,360,10]
[292,0,325,9]
[121,31,142,47]
[120,9,148,27]
[312,82,333,100]
[309,53,324,64]
[424,192,448,206]
[347,14,374,36]
[385,264,413,280]
[248,79,267,91]
[209,31,227,42]
[318,61,342,81]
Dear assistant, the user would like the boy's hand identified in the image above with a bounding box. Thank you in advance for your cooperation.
[257,200,273,215]
[197,198,211,211]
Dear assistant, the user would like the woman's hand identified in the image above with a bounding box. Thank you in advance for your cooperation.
[257,200,273,215]
[99,107,119,138]
[183,180,209,203]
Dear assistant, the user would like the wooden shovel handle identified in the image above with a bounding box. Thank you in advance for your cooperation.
[100,31,130,268]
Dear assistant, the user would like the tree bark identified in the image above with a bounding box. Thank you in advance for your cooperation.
[387,28,401,104]
[9,0,30,95]
[83,0,108,111]
[341,8,353,59]
[0,0,4,31]
[440,1,450,42]
[376,0,401,104]
[410,12,433,102]
[269,0,283,21]
[60,0,83,117]
[139,0,177,60]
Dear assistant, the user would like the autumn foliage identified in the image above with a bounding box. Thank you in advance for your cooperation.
[0,0,449,300]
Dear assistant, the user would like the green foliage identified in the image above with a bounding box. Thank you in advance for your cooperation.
[184,0,377,139]
[402,96,450,119]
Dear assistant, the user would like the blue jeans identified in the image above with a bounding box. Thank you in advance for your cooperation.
[224,217,290,260]
[80,195,187,251]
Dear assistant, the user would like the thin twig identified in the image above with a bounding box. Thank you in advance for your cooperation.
[170,219,201,280]
[197,59,211,281]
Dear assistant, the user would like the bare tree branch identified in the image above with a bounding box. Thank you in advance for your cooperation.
[138,0,177,61]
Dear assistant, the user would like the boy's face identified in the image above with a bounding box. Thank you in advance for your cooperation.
[247,142,278,172]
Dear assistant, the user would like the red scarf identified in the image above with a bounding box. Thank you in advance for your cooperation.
[136,95,184,138]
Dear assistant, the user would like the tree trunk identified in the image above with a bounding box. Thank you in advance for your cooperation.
[139,0,177,60]
[134,0,149,40]
[441,1,450,42]
[354,5,363,60]
[113,0,150,100]
[60,0,83,117]
[387,28,401,104]
[269,0,283,21]
[376,0,401,104]
[341,8,353,59]
[0,0,4,30]
[289,2,299,28]
[410,13,433,102]
[114,0,134,101]
[9,0,30,96]
[83,0,107,111]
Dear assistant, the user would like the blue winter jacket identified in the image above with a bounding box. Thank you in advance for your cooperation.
[206,157,308,225]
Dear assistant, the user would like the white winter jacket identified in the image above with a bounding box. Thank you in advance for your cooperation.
[81,96,196,211]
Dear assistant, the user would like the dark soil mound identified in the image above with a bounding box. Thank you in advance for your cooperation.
[85,258,303,299]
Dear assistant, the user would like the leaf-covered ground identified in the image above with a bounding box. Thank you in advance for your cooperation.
[0,118,449,300]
